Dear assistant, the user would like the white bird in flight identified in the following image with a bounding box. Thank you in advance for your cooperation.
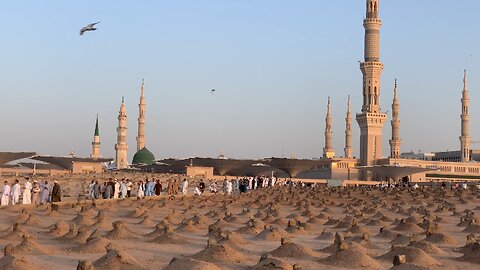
[80,22,100,36]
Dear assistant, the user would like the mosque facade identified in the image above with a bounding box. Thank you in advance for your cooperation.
[117,0,480,183]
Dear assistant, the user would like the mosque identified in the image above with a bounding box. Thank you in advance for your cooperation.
[107,0,480,183]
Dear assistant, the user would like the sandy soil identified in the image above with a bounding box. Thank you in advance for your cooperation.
[0,172,479,270]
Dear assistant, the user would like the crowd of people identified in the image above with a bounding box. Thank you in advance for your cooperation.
[7,173,480,207]
[84,175,284,201]
[1,178,61,206]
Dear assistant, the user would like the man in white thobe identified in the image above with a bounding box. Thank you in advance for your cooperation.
[226,180,233,195]
[114,180,120,199]
[11,180,21,205]
[181,179,189,195]
[1,181,11,206]
[22,179,32,204]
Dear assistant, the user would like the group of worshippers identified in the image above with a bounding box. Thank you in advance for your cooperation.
[135,179,163,198]
[193,176,280,196]
[88,178,132,200]
[1,178,61,206]
[88,178,164,200]
[166,178,189,195]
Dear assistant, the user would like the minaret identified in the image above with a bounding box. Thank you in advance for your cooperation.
[389,79,401,159]
[344,95,353,159]
[356,0,387,172]
[115,97,128,169]
[136,79,146,152]
[91,115,101,159]
[460,70,470,162]
[323,97,335,159]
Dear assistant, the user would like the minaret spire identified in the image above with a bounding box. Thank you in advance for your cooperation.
[344,95,353,159]
[91,115,101,159]
[323,96,335,159]
[356,0,387,177]
[389,79,401,159]
[115,97,128,169]
[137,79,146,151]
[460,69,470,162]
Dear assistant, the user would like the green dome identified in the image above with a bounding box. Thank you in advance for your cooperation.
[132,147,156,165]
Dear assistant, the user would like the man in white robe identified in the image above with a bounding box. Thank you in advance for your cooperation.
[114,180,120,199]
[136,181,144,198]
[226,180,233,195]
[22,178,32,204]
[181,179,189,195]
[11,180,21,205]
[1,181,11,205]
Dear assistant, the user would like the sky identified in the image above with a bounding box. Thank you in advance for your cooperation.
[0,1,479,161]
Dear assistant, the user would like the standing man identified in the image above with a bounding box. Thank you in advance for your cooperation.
[11,180,21,205]
[154,180,162,196]
[126,179,132,197]
[181,178,189,195]
[136,181,144,198]
[31,180,40,205]
[120,179,127,199]
[114,179,120,199]
[87,180,95,199]
[1,181,11,205]
[144,179,151,196]
[226,179,233,195]
[40,180,50,204]
[93,180,101,199]
[51,181,61,202]
[22,178,32,205]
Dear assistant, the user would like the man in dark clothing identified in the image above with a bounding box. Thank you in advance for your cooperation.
[108,179,115,198]
[154,180,162,195]
[51,181,61,202]
[199,180,206,193]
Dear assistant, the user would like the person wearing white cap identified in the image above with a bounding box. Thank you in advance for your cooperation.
[1,181,11,205]
[22,178,32,205]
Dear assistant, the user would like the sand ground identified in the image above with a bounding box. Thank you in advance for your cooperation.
[0,172,479,270]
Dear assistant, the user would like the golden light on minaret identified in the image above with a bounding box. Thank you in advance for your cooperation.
[460,70,470,162]
[389,79,401,159]
[356,0,387,175]
[323,96,335,159]
[137,79,146,152]
[344,95,353,159]
[115,97,128,169]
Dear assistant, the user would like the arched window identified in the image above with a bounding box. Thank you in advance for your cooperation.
[374,2,377,13]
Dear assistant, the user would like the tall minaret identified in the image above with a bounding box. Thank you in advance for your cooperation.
[136,79,146,152]
[91,115,101,159]
[115,97,128,169]
[344,95,353,159]
[460,70,470,162]
[323,97,335,159]
[356,0,387,171]
[389,79,401,159]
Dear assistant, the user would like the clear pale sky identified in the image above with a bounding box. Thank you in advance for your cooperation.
[0,1,479,161]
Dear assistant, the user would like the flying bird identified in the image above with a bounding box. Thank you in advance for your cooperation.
[211,88,216,94]
[80,22,100,35]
